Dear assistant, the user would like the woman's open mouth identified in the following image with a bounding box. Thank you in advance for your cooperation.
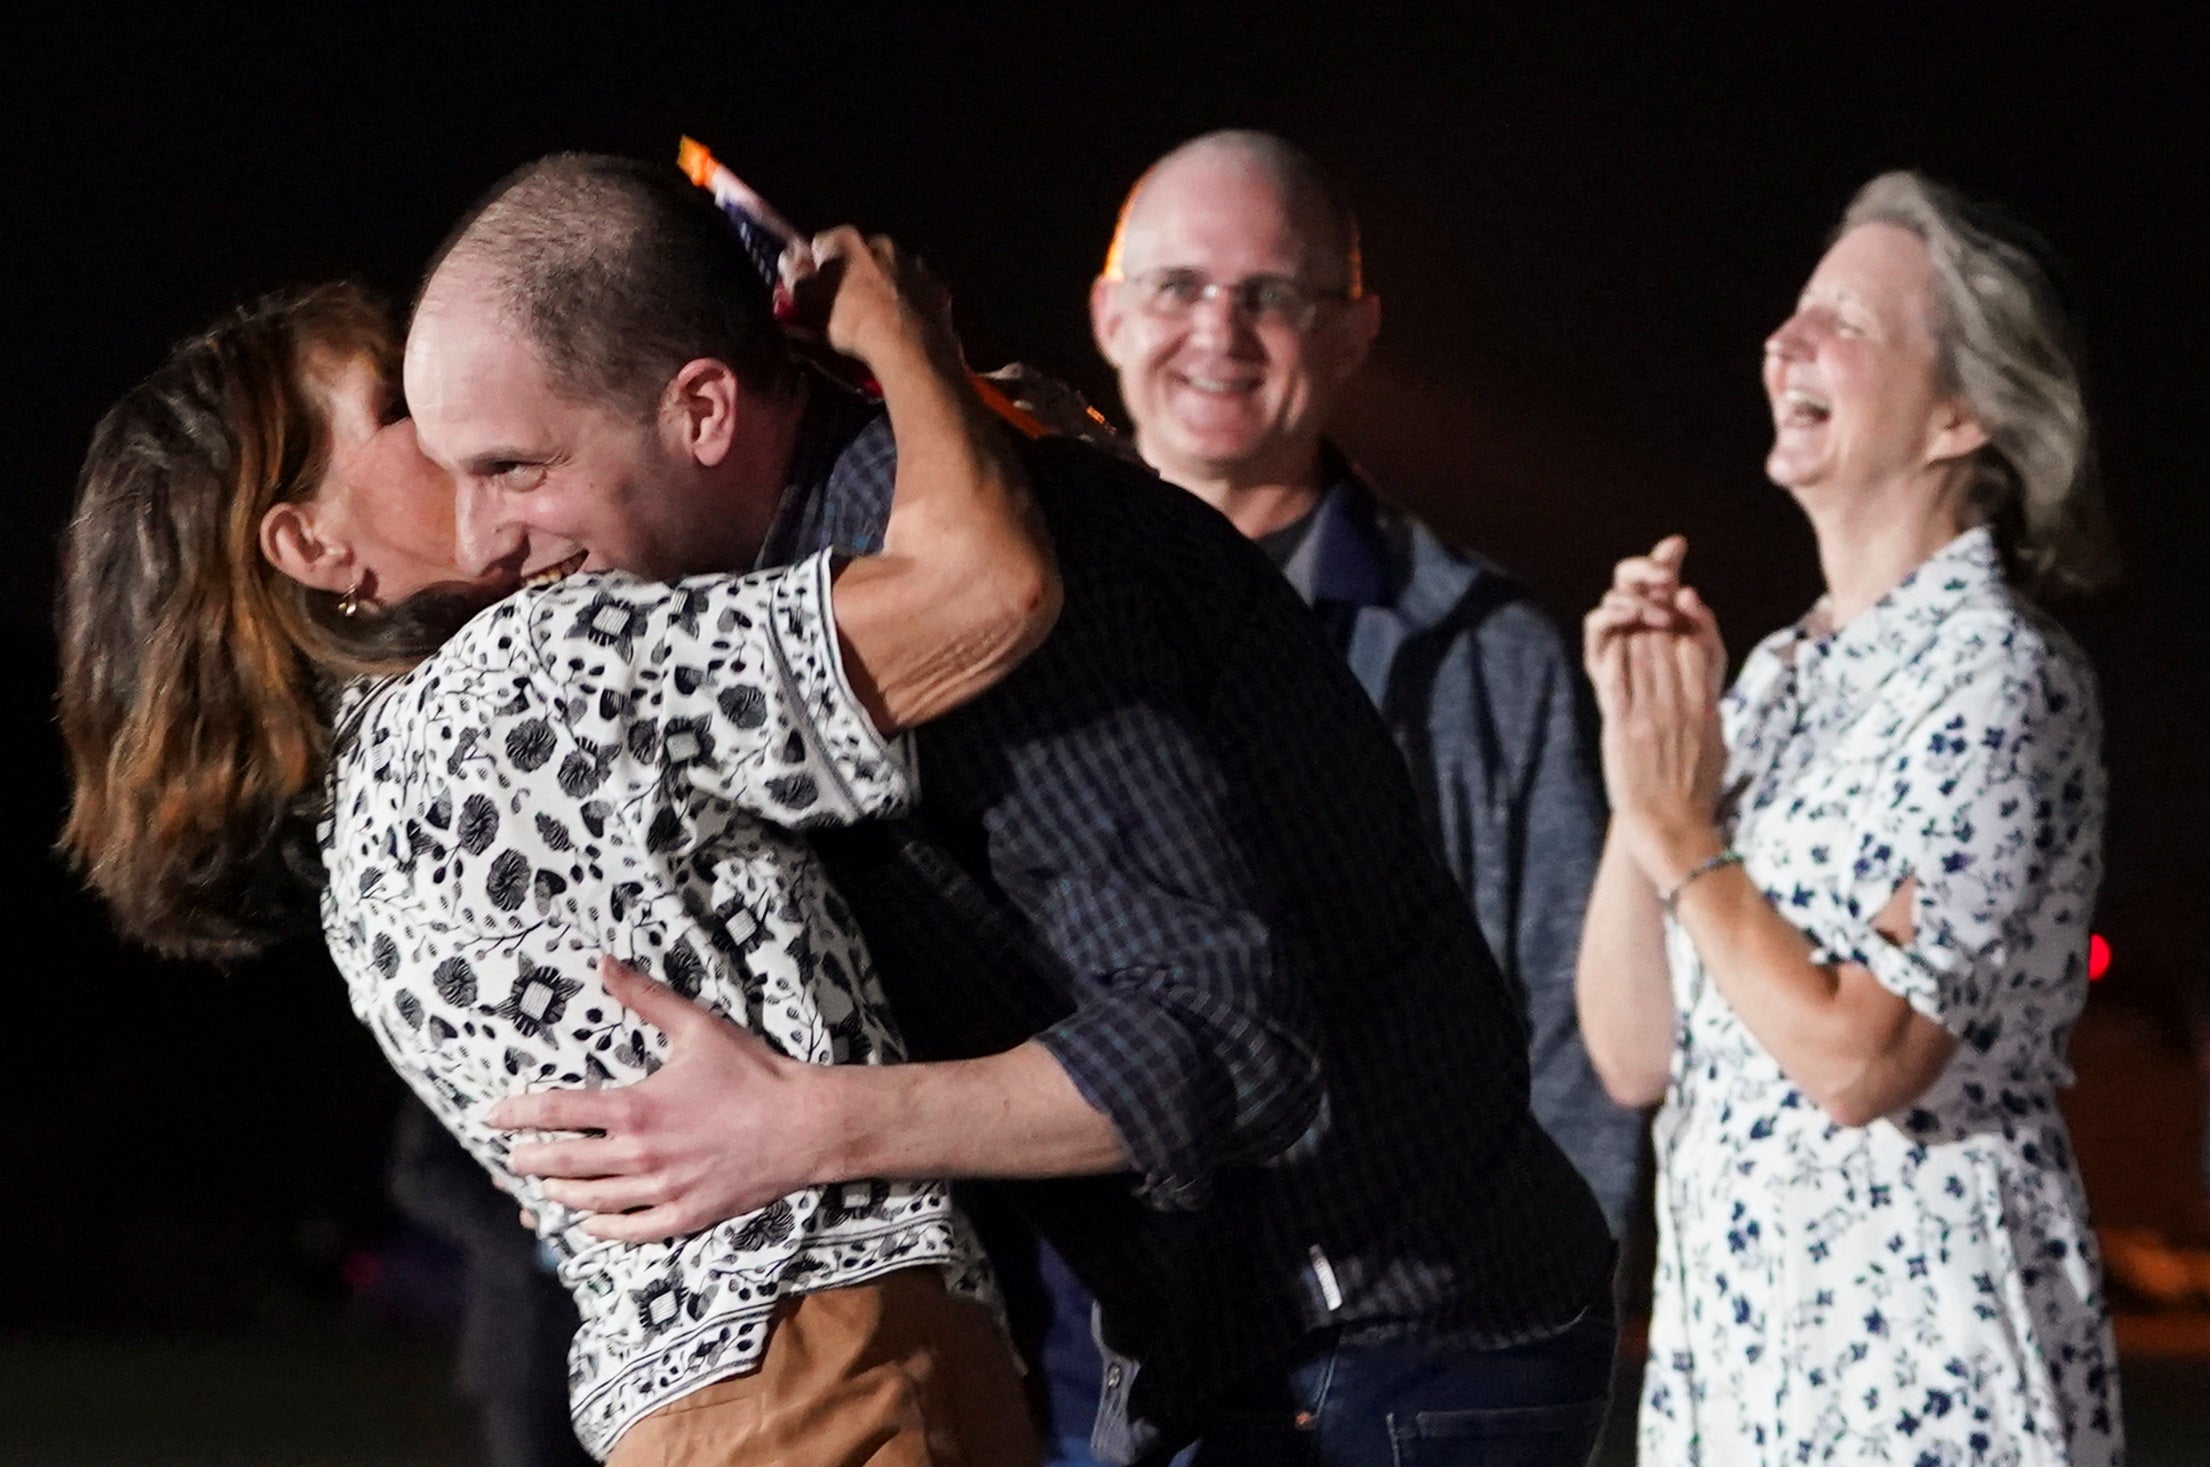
[1776,388,1831,429]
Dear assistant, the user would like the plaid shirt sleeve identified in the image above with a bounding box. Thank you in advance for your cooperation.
[981,582,1330,1210]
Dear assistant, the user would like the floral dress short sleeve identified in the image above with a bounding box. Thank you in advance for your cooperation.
[1833,628,2101,1051]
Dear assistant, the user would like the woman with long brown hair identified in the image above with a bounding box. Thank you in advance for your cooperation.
[58,281,494,961]
[58,233,1057,1465]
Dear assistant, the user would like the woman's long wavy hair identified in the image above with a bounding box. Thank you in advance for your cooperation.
[1842,171,2118,597]
[57,284,467,963]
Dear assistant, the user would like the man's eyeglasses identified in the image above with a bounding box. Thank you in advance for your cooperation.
[1116,268,1350,332]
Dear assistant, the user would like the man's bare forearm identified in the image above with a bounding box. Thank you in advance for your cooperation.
[490,961,1135,1243]
[801,1038,1134,1185]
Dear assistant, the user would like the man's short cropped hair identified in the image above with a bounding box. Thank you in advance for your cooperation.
[423,151,799,416]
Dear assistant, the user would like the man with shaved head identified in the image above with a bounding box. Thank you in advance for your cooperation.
[1092,130,1377,531]
[410,151,1616,1465]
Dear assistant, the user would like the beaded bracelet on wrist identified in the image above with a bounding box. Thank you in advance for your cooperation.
[1661,848,1743,915]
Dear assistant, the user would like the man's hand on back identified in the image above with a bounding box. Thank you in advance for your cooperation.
[489,955,833,1244]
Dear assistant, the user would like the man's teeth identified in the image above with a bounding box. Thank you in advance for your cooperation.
[1184,376,1245,394]
[523,553,586,587]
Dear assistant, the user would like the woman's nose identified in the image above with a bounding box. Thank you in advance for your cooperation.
[1764,312,1813,363]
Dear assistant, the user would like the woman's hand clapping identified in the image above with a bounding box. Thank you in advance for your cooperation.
[1584,536,1730,891]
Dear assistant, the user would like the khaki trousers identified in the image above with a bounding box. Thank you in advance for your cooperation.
[605,1267,1041,1467]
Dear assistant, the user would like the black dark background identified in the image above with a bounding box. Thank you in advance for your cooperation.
[7,6,2205,1335]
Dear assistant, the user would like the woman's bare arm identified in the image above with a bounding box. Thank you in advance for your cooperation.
[1587,537,1954,1123]
[1665,859,1955,1124]
[1576,549,1690,1107]
[1575,818,1677,1108]
[1606,626,1955,1126]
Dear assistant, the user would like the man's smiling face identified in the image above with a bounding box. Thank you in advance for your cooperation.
[1091,146,1376,493]
[404,269,725,585]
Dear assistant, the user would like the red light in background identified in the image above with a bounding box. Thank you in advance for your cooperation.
[2087,933,2111,981]
[340,1248,383,1296]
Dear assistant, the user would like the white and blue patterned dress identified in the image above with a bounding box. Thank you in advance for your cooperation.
[1640,528,2122,1465]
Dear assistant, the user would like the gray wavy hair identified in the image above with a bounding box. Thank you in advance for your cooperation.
[1842,171,2116,595]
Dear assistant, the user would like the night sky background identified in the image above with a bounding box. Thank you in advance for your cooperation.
[6,4,2205,1347]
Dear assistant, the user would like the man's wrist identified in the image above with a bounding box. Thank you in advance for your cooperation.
[851,314,961,391]
[758,1058,845,1190]
[795,1060,891,1186]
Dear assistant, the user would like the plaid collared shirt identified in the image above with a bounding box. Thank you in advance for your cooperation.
[762,396,1614,1460]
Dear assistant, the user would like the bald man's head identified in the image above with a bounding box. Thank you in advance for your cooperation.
[404,153,805,584]
[1105,131,1363,300]
[1091,131,1379,511]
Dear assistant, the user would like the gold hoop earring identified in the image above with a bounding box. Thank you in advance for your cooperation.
[338,574,367,619]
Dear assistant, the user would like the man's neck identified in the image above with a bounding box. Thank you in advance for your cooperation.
[706,378,812,570]
[1166,459,1329,541]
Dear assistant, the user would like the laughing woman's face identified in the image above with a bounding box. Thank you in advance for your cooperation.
[1760,222,1968,499]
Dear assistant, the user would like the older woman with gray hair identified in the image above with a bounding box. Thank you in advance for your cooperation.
[1576,170,2121,1464]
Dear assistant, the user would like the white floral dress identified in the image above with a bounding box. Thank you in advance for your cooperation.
[1640,529,2122,1466]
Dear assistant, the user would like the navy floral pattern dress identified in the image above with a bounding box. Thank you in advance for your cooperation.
[320,553,989,1459]
[1640,529,2122,1465]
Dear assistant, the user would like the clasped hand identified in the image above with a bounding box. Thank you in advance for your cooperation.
[1583,535,1730,891]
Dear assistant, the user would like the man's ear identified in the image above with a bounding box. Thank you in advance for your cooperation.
[1324,291,1382,388]
[1923,395,1990,470]
[1089,275,1128,369]
[259,501,356,593]
[665,358,744,468]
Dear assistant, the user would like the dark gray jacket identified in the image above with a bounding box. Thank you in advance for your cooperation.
[1279,459,1644,1235]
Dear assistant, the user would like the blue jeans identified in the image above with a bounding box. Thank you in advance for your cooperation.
[1160,1310,1614,1467]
